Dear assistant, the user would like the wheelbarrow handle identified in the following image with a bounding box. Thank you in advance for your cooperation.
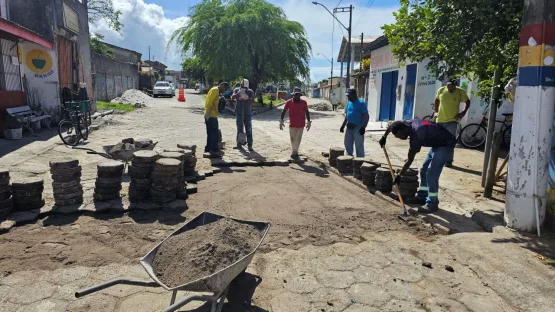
[75,279,159,298]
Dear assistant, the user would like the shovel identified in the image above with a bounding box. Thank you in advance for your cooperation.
[382,147,410,221]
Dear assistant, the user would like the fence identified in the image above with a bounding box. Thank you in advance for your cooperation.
[91,52,139,102]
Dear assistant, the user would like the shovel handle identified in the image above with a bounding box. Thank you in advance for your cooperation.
[382,147,406,208]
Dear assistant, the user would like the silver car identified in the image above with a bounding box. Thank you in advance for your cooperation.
[153,81,173,98]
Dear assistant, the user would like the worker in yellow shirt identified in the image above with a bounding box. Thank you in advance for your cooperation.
[204,82,229,157]
[434,79,470,167]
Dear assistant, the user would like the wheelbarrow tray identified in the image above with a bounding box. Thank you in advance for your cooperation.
[102,142,157,162]
[140,211,271,293]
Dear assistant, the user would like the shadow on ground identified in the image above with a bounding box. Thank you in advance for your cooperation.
[0,127,58,157]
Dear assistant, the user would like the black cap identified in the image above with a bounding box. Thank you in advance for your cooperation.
[345,88,357,96]
[293,87,302,94]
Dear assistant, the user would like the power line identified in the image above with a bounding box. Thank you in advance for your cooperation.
[353,0,376,31]
[336,0,344,8]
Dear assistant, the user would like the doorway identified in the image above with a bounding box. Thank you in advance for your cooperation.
[379,70,398,121]
[403,64,417,119]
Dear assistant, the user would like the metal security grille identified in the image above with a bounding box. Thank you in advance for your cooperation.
[0,38,22,91]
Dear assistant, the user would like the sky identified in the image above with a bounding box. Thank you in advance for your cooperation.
[90,0,400,83]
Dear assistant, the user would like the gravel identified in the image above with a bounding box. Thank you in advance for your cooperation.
[111,89,154,108]
[152,218,262,288]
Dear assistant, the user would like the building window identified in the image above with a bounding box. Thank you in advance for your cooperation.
[0,38,22,91]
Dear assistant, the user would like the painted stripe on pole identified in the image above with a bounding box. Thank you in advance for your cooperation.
[518,66,555,87]
[519,22,555,46]
[519,45,555,67]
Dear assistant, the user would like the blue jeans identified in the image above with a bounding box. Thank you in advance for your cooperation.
[236,112,253,147]
[204,117,220,153]
[417,145,455,208]
[344,126,365,157]
[437,121,458,163]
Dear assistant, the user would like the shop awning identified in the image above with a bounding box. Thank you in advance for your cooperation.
[0,19,53,50]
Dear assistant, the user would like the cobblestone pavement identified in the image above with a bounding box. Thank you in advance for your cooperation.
[1,91,555,311]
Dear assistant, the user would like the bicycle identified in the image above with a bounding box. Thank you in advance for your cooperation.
[459,113,512,149]
[58,102,90,146]
[422,103,435,121]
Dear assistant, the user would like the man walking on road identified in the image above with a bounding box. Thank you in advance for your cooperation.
[340,88,369,157]
[379,119,456,213]
[434,79,470,166]
[280,88,311,159]
[204,82,229,157]
[232,79,255,151]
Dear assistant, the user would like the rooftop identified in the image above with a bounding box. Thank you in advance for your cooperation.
[336,35,380,62]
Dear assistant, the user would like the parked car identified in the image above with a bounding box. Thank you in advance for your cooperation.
[153,81,173,98]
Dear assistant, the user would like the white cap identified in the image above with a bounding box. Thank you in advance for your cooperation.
[242,79,249,88]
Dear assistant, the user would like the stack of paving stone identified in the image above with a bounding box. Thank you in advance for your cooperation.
[128,150,159,202]
[336,156,354,174]
[361,162,381,186]
[94,161,124,201]
[177,144,197,176]
[160,152,187,200]
[329,147,345,167]
[0,168,12,217]
[374,168,393,193]
[150,158,181,203]
[352,158,367,180]
[396,168,419,200]
[50,158,83,206]
[11,177,45,211]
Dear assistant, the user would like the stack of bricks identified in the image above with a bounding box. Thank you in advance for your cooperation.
[336,156,354,175]
[361,162,381,187]
[150,158,181,203]
[94,161,124,201]
[352,158,367,180]
[128,151,159,202]
[50,158,83,206]
[177,144,197,176]
[329,147,345,167]
[396,168,420,201]
[11,177,45,211]
[374,168,393,193]
[0,168,12,217]
[160,152,188,200]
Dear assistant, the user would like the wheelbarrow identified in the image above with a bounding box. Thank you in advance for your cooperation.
[102,142,158,170]
[75,211,271,312]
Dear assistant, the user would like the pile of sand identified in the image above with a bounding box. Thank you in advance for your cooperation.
[309,100,332,111]
[152,218,262,288]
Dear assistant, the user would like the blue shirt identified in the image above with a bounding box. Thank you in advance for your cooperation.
[346,98,368,126]
[408,119,456,153]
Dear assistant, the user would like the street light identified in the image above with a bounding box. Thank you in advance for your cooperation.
[312,1,353,88]
[317,53,333,102]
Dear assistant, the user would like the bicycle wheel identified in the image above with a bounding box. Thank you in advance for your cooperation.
[78,114,89,141]
[502,125,512,148]
[58,119,79,146]
[459,123,487,148]
[422,115,433,121]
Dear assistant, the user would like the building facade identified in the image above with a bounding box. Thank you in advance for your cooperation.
[0,0,93,130]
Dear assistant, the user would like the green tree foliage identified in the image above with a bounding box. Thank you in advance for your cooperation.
[170,0,311,91]
[181,57,205,81]
[88,0,123,31]
[89,33,114,58]
[382,0,523,99]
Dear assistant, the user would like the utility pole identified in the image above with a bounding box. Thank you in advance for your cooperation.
[148,46,151,61]
[505,0,555,235]
[312,2,353,88]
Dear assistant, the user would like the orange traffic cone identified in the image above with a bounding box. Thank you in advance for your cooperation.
[178,88,186,102]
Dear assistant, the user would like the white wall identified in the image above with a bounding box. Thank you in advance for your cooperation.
[19,41,59,115]
[367,45,400,121]
[414,59,442,119]
[394,66,407,120]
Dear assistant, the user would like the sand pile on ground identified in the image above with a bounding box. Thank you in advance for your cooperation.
[111,89,153,108]
[152,218,262,288]
[309,100,332,111]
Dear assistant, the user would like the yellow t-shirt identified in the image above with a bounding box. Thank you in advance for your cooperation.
[204,86,220,118]
[436,86,469,123]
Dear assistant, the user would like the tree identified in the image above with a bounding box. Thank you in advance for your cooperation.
[88,0,123,32]
[90,33,114,58]
[181,57,205,81]
[382,0,523,99]
[170,0,311,92]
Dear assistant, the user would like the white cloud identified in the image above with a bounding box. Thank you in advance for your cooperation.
[281,0,399,82]
[89,0,188,70]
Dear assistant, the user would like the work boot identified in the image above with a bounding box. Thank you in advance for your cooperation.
[290,153,299,160]
[248,146,254,152]
[418,205,439,214]
[445,162,453,168]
